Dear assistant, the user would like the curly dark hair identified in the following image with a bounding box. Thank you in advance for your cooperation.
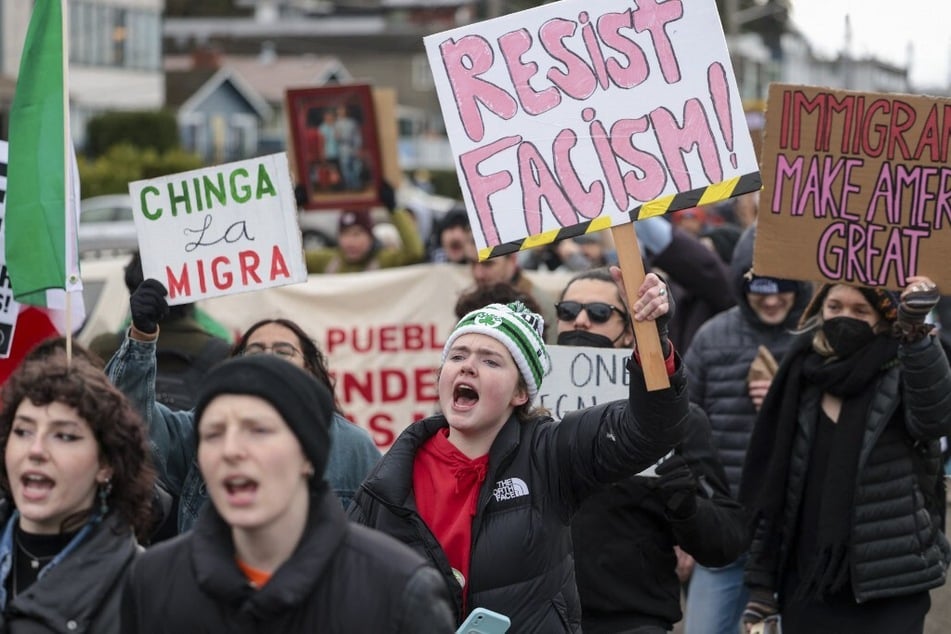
[231,318,341,413]
[0,353,156,541]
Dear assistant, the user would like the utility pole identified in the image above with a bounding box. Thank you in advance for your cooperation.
[724,0,739,36]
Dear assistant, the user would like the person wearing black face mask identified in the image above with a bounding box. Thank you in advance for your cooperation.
[740,278,951,634]
[558,268,747,634]
[821,316,878,359]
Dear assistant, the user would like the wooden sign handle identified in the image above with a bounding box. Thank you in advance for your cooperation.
[611,222,671,391]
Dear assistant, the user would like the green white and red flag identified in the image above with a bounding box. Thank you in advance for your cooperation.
[3,0,84,333]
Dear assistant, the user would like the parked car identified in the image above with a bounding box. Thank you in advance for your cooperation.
[78,194,138,256]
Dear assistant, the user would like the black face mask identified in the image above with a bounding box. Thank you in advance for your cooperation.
[822,317,877,358]
[557,330,616,349]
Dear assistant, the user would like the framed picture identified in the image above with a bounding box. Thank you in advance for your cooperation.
[285,84,383,210]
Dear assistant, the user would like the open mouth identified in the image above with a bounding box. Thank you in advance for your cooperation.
[21,474,54,491]
[19,473,54,501]
[224,477,258,496]
[453,383,479,407]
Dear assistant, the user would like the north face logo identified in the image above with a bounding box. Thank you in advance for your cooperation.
[493,477,529,502]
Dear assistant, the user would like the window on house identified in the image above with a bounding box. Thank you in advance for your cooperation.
[69,2,161,70]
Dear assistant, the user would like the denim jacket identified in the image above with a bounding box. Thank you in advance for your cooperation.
[105,333,381,533]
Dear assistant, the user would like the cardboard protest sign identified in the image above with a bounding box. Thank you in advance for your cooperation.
[755,84,951,290]
[129,153,307,305]
[0,141,19,358]
[285,84,384,211]
[424,0,760,259]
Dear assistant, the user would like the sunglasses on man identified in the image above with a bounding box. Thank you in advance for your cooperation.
[555,301,628,324]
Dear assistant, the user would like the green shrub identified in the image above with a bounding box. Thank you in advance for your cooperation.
[78,144,203,198]
[85,110,180,158]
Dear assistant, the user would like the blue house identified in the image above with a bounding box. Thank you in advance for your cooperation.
[165,49,351,163]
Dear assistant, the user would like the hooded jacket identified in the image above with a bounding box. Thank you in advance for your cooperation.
[348,359,689,632]
[684,225,813,495]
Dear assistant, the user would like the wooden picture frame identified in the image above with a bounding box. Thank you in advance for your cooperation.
[285,84,383,210]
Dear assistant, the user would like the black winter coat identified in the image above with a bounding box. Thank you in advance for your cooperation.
[684,226,812,495]
[348,360,689,633]
[572,403,747,632]
[121,490,455,633]
[0,505,138,634]
[745,337,951,603]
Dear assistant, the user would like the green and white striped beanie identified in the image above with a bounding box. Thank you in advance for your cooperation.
[442,301,551,401]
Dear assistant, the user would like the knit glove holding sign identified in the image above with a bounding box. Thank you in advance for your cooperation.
[130,279,170,335]
[893,278,940,344]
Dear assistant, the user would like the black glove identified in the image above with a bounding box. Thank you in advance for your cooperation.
[653,454,698,519]
[379,180,397,213]
[741,587,779,628]
[130,279,169,334]
[894,281,939,343]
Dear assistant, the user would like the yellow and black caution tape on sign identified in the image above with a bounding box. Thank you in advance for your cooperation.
[478,171,761,260]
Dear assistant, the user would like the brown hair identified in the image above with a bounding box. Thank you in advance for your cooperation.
[0,353,156,540]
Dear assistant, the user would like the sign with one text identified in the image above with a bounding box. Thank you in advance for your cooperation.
[538,344,668,476]
[424,0,759,255]
[755,84,951,290]
[537,345,631,421]
[130,153,307,304]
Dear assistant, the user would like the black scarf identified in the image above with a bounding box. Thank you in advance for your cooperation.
[739,332,899,600]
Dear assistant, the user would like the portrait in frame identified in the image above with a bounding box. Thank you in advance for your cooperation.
[285,84,383,210]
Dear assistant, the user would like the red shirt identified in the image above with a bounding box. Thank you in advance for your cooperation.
[413,428,488,603]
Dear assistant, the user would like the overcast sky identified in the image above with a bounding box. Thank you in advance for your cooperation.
[791,0,950,91]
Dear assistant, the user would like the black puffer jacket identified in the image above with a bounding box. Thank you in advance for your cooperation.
[122,490,455,633]
[348,361,689,633]
[745,337,951,602]
[0,505,139,634]
[684,226,812,495]
[571,403,746,632]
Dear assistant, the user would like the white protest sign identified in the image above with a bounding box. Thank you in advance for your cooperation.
[538,344,631,420]
[538,344,669,476]
[424,0,760,256]
[0,141,19,358]
[129,153,306,304]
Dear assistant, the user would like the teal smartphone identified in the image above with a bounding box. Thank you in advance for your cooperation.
[455,607,511,634]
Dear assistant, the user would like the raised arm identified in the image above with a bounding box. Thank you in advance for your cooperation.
[104,280,196,496]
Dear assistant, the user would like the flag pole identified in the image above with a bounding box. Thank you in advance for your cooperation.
[61,0,73,364]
